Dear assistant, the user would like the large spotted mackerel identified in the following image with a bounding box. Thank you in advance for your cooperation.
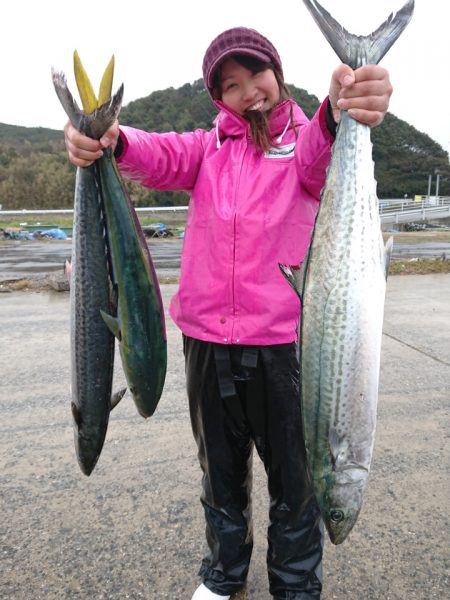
[281,0,414,544]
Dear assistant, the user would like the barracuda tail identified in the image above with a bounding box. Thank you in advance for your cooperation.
[301,0,414,67]
[51,69,123,139]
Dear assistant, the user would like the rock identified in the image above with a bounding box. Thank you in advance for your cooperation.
[48,273,70,292]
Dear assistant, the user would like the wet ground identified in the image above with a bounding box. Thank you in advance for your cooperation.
[1,276,449,599]
[0,239,182,281]
[389,240,450,259]
[1,237,450,282]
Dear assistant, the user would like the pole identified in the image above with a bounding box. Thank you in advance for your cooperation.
[434,169,441,203]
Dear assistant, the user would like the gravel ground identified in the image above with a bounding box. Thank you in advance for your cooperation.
[1,276,449,599]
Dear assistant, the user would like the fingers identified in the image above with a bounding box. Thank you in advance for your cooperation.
[329,64,393,128]
[63,121,120,167]
[338,65,392,102]
[64,122,103,167]
[329,64,354,109]
[347,108,385,128]
[338,87,390,112]
[334,64,356,89]
[99,120,120,151]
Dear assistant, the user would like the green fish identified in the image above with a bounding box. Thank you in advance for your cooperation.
[96,152,168,418]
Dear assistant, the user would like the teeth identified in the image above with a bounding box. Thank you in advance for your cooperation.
[248,99,264,111]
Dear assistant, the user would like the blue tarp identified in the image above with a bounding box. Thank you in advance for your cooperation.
[0,227,68,240]
[150,223,167,231]
[33,228,68,239]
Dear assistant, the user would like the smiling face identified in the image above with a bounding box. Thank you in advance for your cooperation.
[219,57,281,116]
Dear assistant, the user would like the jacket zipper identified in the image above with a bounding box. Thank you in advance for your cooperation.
[230,135,250,343]
[231,213,237,341]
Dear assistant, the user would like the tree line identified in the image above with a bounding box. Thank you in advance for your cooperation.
[0,79,448,210]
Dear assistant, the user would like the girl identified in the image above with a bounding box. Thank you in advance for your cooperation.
[65,27,392,600]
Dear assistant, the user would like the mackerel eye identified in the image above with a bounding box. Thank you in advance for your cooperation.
[330,509,344,523]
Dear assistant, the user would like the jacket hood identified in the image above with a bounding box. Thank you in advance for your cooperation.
[212,99,303,145]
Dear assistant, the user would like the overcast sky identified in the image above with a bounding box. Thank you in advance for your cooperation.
[2,0,449,157]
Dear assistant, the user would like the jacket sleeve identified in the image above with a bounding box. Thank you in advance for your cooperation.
[116,126,207,192]
[295,98,335,198]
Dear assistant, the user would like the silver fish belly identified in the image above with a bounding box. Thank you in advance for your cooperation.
[301,111,389,544]
[281,0,415,543]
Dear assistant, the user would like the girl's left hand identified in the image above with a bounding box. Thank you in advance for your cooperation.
[328,64,393,128]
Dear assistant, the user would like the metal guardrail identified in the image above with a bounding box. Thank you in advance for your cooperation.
[1,197,450,225]
[379,197,450,225]
[0,206,189,217]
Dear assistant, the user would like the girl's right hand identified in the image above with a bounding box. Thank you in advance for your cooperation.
[64,120,120,167]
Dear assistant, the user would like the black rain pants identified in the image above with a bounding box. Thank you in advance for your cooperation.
[183,336,323,599]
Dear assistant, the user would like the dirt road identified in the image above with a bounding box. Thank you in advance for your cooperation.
[1,276,449,599]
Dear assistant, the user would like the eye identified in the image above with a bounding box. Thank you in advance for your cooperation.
[330,509,344,523]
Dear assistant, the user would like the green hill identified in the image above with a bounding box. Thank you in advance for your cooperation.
[0,80,448,210]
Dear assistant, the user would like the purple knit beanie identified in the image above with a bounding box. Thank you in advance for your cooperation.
[202,27,283,96]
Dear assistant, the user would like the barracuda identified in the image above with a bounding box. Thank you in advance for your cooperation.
[52,64,125,476]
[69,164,126,476]
[281,0,414,543]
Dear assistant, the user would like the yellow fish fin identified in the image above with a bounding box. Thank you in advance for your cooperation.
[73,50,98,113]
[98,55,115,106]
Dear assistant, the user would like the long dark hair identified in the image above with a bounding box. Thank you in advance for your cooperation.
[211,54,292,153]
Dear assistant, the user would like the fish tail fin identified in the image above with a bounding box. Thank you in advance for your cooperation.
[302,0,414,66]
[51,69,81,125]
[51,68,124,139]
[368,0,415,64]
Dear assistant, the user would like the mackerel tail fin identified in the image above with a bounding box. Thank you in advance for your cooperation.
[302,0,414,67]
[51,69,124,140]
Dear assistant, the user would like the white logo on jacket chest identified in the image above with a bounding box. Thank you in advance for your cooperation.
[264,142,296,159]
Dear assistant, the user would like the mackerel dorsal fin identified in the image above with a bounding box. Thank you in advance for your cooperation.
[279,259,308,300]
[279,264,300,298]
[301,0,415,67]
[384,235,394,280]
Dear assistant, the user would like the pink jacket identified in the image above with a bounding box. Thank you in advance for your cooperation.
[117,98,334,345]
